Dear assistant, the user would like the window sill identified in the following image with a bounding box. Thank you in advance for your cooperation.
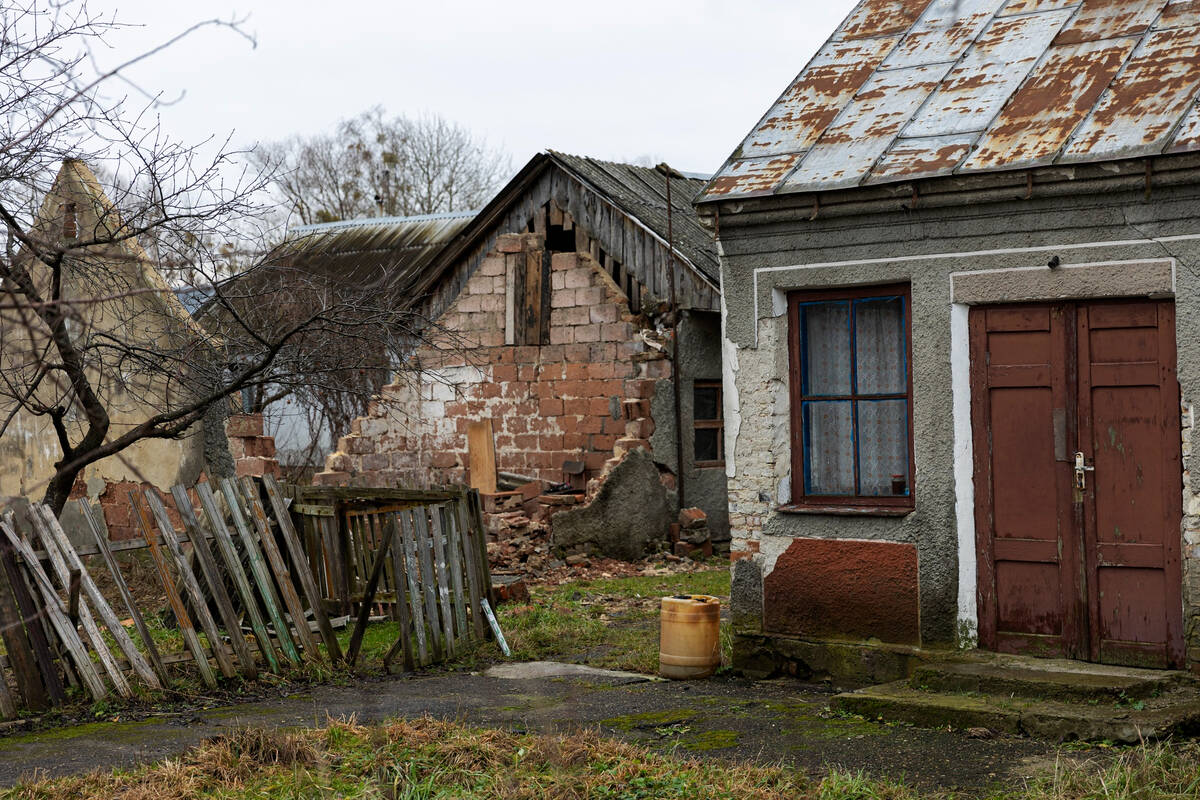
[776,504,914,518]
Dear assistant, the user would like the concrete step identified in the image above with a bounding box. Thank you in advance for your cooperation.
[833,680,1200,743]
[910,659,1184,703]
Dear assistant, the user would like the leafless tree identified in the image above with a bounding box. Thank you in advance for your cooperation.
[0,2,435,514]
[252,107,510,225]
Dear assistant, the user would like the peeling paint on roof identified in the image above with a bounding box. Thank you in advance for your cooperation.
[782,62,953,192]
[742,37,900,159]
[699,0,1200,202]
[1062,26,1200,162]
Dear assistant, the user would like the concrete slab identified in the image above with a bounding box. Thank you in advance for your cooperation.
[483,661,658,684]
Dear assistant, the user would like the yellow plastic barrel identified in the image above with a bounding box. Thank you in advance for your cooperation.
[659,594,720,680]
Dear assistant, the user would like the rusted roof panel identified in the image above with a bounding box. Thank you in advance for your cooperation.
[998,0,1077,15]
[782,63,952,192]
[698,0,1200,203]
[1158,0,1200,28]
[882,0,1007,71]
[1063,26,1200,161]
[966,36,1138,171]
[904,10,1073,137]
[839,0,934,39]
[1168,101,1200,153]
[704,154,803,199]
[741,37,900,159]
[870,133,977,182]
[1053,0,1166,45]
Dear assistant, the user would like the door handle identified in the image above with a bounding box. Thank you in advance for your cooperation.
[1074,452,1095,491]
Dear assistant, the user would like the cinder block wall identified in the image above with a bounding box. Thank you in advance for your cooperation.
[315,233,668,489]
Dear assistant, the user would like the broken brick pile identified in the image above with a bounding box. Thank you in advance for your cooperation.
[672,507,715,559]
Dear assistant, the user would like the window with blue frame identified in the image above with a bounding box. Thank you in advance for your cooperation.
[787,284,913,509]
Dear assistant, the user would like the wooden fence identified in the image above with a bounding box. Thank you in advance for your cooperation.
[0,477,498,720]
[289,486,496,671]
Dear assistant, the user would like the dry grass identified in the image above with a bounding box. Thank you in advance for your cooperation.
[6,715,1198,800]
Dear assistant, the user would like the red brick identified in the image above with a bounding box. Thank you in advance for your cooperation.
[513,434,539,450]
[587,397,612,417]
[563,432,589,450]
[590,305,619,324]
[227,438,246,459]
[638,357,672,380]
[585,451,608,471]
[577,415,603,434]
[539,398,564,416]
[236,457,277,478]
[225,413,263,437]
[602,322,633,342]
[592,434,618,451]
[493,364,518,382]
[551,289,576,308]
[564,344,591,363]
[550,327,573,345]
[576,287,604,305]
[564,363,590,381]
[557,380,586,398]
[573,324,601,344]
[431,452,458,469]
[493,348,518,364]
[589,343,618,362]
[518,364,537,381]
[586,362,614,380]
[497,235,526,253]
[551,252,578,271]
[539,433,564,451]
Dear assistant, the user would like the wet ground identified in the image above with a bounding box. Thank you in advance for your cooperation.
[0,663,1070,792]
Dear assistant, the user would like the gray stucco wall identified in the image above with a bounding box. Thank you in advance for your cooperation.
[648,310,730,542]
[713,180,1200,660]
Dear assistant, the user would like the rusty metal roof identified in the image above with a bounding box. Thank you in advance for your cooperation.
[698,0,1200,202]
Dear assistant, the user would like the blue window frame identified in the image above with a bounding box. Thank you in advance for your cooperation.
[788,284,914,509]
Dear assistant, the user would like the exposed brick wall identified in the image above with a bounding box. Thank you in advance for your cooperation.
[94,480,186,542]
[226,413,280,479]
[315,233,669,489]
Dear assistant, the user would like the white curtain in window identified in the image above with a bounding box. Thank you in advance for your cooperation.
[858,399,909,496]
[804,401,855,495]
[802,302,851,395]
[855,298,905,395]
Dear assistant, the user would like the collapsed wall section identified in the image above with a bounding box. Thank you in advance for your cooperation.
[315,233,670,490]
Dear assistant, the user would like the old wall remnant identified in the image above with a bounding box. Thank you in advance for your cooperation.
[314,233,670,491]
[550,449,672,561]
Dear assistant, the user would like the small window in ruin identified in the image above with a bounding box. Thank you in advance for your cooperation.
[693,381,724,468]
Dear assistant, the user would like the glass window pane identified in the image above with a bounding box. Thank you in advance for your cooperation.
[803,400,855,495]
[694,386,720,421]
[695,428,720,463]
[857,399,910,497]
[801,301,852,396]
[855,297,906,395]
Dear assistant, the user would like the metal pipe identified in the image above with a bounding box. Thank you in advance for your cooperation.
[657,163,687,514]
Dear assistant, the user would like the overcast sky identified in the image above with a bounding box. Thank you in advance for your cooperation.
[100,1,860,180]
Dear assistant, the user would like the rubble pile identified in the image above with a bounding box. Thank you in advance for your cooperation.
[671,507,714,559]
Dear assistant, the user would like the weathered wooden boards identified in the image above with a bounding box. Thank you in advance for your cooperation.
[0,481,497,720]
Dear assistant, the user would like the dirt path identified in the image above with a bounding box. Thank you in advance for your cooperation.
[0,665,1071,792]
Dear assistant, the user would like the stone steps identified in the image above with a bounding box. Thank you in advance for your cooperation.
[910,659,1184,703]
[833,681,1200,743]
[832,655,1200,743]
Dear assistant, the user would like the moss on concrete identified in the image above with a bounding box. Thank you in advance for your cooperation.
[600,708,698,731]
[679,729,739,751]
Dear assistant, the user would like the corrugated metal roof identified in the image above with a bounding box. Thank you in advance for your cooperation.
[699,0,1200,202]
[547,152,719,286]
[273,210,477,296]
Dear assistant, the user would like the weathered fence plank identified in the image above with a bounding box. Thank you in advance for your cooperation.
[194,483,281,673]
[262,475,342,661]
[235,478,319,657]
[169,487,258,680]
[130,493,217,690]
[78,500,169,686]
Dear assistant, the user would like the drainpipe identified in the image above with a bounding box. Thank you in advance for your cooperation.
[657,163,686,513]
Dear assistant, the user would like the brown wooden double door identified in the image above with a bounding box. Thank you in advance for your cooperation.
[971,300,1184,668]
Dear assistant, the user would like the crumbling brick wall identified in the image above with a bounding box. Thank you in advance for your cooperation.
[315,232,669,489]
